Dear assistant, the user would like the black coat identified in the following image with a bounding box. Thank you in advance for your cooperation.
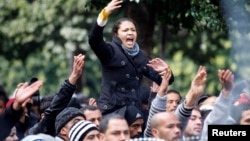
[28,80,76,136]
[89,22,174,115]
[0,104,23,140]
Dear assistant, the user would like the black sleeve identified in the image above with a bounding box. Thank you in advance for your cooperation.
[0,104,23,140]
[28,80,76,136]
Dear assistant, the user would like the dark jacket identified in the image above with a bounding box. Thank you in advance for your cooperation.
[0,104,23,140]
[88,22,174,115]
[28,80,76,136]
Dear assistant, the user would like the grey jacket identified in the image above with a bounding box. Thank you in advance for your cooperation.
[201,92,235,141]
[144,94,193,137]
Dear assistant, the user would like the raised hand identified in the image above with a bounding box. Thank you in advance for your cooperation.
[147,58,169,73]
[12,83,25,96]
[158,67,172,97]
[88,98,97,107]
[104,0,123,14]
[69,54,85,85]
[185,66,207,107]
[13,80,43,110]
[190,66,207,98]
[218,69,234,96]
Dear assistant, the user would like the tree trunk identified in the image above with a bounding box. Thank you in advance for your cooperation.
[124,2,156,59]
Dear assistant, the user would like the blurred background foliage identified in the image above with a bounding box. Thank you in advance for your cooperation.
[0,0,249,98]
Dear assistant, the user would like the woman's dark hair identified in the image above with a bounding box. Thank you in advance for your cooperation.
[111,17,137,36]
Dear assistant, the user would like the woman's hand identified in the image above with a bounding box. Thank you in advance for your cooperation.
[147,58,170,74]
[104,0,123,14]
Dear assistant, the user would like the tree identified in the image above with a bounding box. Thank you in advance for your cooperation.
[1,0,249,98]
[0,0,102,98]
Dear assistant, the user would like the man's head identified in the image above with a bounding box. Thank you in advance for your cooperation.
[81,105,102,129]
[55,107,85,141]
[230,94,250,124]
[22,133,56,141]
[198,95,217,108]
[151,112,181,141]
[197,94,217,122]
[69,120,100,141]
[40,94,55,119]
[240,109,250,125]
[183,108,202,139]
[124,105,144,138]
[99,113,130,141]
[166,90,181,112]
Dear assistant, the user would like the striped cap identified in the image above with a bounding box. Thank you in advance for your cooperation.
[69,120,98,141]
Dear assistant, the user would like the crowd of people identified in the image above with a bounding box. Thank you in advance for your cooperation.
[1,0,250,141]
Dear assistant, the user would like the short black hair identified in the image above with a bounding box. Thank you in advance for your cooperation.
[99,113,125,133]
[40,94,55,113]
[81,105,99,112]
[166,89,182,99]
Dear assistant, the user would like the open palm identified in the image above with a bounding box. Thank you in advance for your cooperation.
[147,58,168,72]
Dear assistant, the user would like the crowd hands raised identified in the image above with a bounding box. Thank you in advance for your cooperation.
[1,0,250,141]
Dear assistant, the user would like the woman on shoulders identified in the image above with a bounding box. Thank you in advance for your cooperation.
[88,0,174,116]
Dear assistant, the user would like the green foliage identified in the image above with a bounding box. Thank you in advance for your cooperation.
[186,0,226,31]
[152,30,232,96]
[0,52,68,96]
[85,0,107,12]
[1,0,249,99]
[0,0,101,97]
[0,0,91,60]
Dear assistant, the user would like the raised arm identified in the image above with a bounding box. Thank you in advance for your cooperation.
[201,69,234,141]
[88,0,123,63]
[68,54,85,85]
[185,66,207,107]
[175,66,207,134]
[218,69,234,97]
[148,82,160,109]
[203,69,234,124]
[157,67,172,97]
[144,67,172,137]
[28,54,85,135]
[97,0,123,26]
[0,81,43,140]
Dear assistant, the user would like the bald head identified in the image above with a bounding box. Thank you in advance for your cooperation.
[150,112,181,141]
[151,112,178,128]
